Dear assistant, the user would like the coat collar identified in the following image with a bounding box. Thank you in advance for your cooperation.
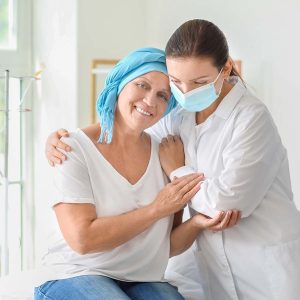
[214,79,246,120]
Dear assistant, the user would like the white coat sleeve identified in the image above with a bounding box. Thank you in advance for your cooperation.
[52,135,95,207]
[172,106,285,218]
[146,107,183,142]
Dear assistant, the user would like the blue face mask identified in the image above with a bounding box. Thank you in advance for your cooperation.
[170,68,224,112]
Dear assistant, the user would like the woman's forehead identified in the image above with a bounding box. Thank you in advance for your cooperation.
[166,56,217,80]
[136,71,170,88]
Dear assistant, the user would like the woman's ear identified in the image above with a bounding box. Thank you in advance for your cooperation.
[223,58,233,78]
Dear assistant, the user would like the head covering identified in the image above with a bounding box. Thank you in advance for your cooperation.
[96,47,177,143]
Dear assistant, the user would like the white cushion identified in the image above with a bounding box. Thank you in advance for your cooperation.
[0,270,35,300]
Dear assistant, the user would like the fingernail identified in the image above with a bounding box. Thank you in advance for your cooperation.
[66,147,71,151]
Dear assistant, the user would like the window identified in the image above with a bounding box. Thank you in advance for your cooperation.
[0,0,33,276]
[0,0,17,50]
[0,73,24,276]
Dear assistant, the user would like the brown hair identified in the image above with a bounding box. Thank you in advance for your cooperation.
[165,19,241,79]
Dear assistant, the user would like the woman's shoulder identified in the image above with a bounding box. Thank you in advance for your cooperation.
[234,88,280,136]
[237,86,271,118]
[80,124,100,143]
[60,129,84,150]
[59,127,97,165]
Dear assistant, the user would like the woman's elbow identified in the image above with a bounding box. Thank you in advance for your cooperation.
[68,237,91,255]
[63,229,93,254]
[67,234,109,254]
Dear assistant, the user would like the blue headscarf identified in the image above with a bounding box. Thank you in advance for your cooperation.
[96,47,177,143]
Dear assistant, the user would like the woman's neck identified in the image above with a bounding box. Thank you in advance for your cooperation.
[112,119,147,148]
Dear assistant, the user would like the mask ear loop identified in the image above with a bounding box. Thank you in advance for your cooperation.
[213,67,224,84]
[213,67,225,96]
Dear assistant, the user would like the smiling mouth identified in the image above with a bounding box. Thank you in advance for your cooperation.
[135,106,152,116]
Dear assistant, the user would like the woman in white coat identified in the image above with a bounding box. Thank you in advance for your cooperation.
[156,19,300,300]
[46,20,300,300]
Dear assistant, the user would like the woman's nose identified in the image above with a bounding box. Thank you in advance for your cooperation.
[179,84,192,94]
[143,94,156,107]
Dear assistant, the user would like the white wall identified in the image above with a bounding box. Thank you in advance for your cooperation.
[32,0,78,263]
[77,0,148,127]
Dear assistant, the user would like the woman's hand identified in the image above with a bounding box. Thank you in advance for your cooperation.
[159,134,185,178]
[45,128,71,166]
[192,210,241,232]
[151,173,204,219]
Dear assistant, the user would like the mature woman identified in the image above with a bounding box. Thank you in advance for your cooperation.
[37,47,238,300]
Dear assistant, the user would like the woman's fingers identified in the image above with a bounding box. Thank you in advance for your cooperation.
[49,155,63,165]
[167,134,175,142]
[48,159,54,167]
[205,211,225,227]
[57,128,70,138]
[227,210,240,227]
[181,180,202,203]
[49,147,67,161]
[161,137,167,144]
[173,173,203,191]
[161,134,181,145]
[172,173,198,185]
[52,137,71,152]
[210,211,232,231]
[45,129,71,167]
[179,175,203,196]
[209,209,242,232]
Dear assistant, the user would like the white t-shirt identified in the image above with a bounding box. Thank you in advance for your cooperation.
[39,129,172,285]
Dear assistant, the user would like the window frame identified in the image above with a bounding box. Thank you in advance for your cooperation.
[0,0,17,50]
[0,0,34,276]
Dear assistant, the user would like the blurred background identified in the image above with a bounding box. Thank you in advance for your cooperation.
[0,0,299,285]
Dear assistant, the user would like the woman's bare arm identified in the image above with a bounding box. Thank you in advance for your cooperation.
[170,210,241,257]
[54,173,203,254]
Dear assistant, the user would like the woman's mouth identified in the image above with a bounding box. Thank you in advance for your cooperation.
[135,106,152,116]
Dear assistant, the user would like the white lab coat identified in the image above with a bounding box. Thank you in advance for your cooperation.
[148,79,300,300]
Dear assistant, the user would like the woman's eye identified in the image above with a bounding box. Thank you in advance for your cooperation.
[136,82,147,89]
[158,93,169,102]
[195,81,208,85]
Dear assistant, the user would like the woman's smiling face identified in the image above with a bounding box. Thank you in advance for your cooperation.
[115,71,171,132]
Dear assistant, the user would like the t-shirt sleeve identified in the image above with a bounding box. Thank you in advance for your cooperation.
[51,134,95,207]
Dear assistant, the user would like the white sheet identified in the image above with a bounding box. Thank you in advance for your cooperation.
[165,243,206,300]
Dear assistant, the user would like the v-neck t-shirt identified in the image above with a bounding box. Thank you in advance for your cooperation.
[39,129,172,284]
